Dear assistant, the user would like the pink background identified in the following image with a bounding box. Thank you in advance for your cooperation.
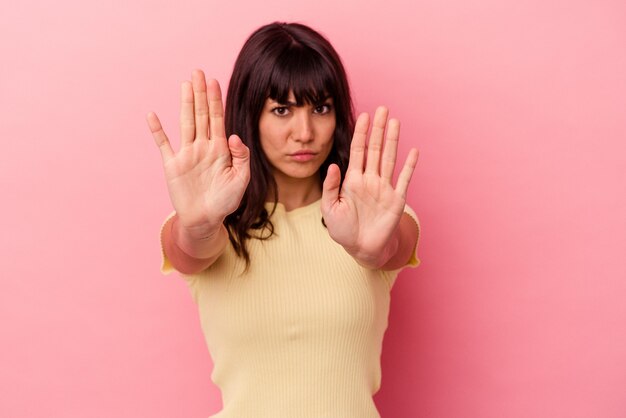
[1,0,625,416]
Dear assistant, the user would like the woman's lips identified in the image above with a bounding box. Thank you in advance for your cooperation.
[289,151,317,162]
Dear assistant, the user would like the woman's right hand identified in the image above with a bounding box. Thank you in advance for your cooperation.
[146,70,250,240]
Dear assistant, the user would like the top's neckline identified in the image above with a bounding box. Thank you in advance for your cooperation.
[264,198,322,217]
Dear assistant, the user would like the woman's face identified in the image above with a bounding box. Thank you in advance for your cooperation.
[258,91,336,186]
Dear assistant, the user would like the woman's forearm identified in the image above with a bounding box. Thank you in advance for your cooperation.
[379,213,419,271]
[162,214,228,274]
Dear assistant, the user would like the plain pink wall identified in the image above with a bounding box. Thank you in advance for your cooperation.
[1,0,625,417]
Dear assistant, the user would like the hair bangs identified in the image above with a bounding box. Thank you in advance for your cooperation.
[267,47,337,106]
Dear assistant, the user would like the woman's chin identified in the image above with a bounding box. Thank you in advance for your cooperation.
[273,166,321,183]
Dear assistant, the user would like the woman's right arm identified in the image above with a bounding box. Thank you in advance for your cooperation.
[161,214,229,274]
[147,70,250,274]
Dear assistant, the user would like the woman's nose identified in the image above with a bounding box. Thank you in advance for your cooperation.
[292,111,314,142]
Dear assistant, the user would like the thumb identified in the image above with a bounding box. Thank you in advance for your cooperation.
[228,134,249,169]
[321,164,341,212]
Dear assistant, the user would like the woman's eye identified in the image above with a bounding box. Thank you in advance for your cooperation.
[314,104,332,114]
[272,106,289,116]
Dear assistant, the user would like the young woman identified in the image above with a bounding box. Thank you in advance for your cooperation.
[147,22,420,418]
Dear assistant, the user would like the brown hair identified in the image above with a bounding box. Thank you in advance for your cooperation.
[224,22,355,267]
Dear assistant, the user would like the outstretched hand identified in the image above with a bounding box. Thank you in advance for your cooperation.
[321,107,418,269]
[146,70,250,238]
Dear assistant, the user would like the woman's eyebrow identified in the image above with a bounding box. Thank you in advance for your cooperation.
[268,98,296,106]
[270,95,332,106]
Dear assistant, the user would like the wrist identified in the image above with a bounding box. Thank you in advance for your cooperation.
[347,236,399,270]
[176,212,225,239]
[172,215,226,259]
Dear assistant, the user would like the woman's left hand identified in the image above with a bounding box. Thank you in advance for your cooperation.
[321,107,419,269]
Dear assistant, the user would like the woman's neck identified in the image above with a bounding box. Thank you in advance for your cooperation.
[271,171,322,212]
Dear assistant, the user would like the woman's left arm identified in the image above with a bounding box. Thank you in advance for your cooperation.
[379,212,419,271]
[321,106,419,270]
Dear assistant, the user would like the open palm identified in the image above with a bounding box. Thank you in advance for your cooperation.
[321,107,418,268]
[147,70,250,236]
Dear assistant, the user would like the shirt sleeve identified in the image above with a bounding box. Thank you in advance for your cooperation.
[159,211,177,275]
[403,204,422,268]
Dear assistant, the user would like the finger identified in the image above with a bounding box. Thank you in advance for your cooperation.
[179,81,195,145]
[395,148,419,199]
[321,164,342,211]
[364,106,389,175]
[192,69,209,140]
[228,134,250,172]
[347,112,370,174]
[146,112,174,162]
[380,118,400,183]
[208,78,227,141]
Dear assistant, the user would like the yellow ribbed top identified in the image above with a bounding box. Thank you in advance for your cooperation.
[161,200,420,418]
